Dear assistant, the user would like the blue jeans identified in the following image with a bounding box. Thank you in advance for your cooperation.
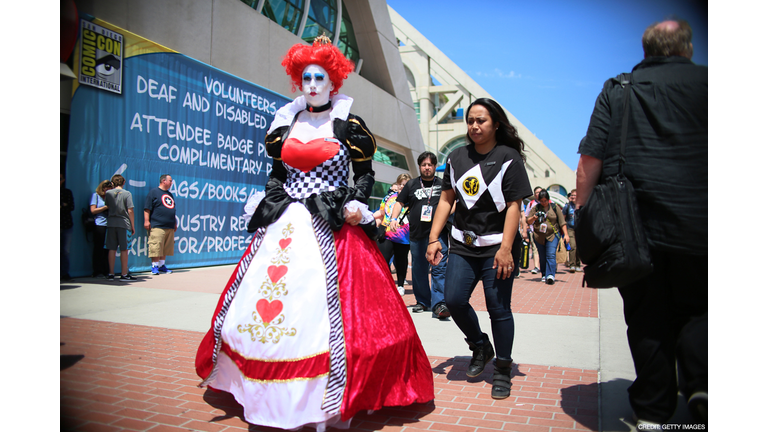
[444,253,515,359]
[535,234,559,279]
[409,231,447,310]
[61,227,73,277]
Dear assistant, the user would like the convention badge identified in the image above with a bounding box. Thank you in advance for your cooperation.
[421,205,433,222]
[539,223,548,233]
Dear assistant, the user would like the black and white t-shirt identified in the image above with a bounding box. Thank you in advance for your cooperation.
[443,144,532,257]
[396,176,443,241]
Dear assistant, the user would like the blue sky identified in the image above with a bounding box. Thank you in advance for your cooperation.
[385,0,708,171]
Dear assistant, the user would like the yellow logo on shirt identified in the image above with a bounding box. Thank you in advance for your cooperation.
[463,177,480,196]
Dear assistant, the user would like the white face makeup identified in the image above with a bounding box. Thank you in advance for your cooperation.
[302,64,334,107]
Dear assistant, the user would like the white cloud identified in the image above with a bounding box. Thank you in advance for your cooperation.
[474,69,522,79]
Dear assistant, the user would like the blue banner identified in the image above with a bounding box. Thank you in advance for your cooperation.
[66,18,291,276]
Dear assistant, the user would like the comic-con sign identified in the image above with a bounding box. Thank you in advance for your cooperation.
[66,16,290,276]
[78,19,123,94]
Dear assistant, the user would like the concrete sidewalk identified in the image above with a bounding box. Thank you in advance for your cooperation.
[60,262,696,431]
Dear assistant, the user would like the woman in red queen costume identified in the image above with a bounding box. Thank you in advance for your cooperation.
[195,36,434,430]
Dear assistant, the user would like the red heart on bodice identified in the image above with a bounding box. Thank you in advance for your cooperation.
[282,137,340,173]
[256,299,283,324]
[279,238,292,250]
[267,265,288,284]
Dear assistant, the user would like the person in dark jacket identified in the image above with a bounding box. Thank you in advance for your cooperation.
[61,173,75,281]
[577,19,707,427]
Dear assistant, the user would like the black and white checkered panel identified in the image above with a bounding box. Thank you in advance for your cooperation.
[283,145,350,200]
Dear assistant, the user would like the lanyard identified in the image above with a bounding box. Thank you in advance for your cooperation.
[420,177,436,207]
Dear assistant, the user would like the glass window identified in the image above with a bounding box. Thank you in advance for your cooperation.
[301,0,337,43]
[437,136,468,166]
[260,0,305,34]
[368,198,382,213]
[336,2,360,65]
[373,147,409,170]
[368,180,392,212]
[371,181,391,200]
[548,185,567,196]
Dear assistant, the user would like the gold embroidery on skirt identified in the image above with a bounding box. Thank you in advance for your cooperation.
[238,223,298,344]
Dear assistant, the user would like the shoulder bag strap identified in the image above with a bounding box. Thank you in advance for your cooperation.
[618,73,632,176]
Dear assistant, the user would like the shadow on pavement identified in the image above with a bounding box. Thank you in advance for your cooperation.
[60,341,85,371]
[202,387,436,431]
[203,388,253,427]
[64,275,152,286]
[560,382,600,431]
[60,354,85,371]
[599,378,633,432]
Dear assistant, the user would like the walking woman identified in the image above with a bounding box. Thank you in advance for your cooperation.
[89,179,113,277]
[426,98,532,399]
[526,189,568,284]
[374,173,412,295]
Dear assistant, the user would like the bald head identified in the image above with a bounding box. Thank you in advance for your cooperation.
[642,19,693,59]
[657,20,680,32]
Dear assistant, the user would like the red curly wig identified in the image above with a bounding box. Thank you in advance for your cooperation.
[282,38,355,96]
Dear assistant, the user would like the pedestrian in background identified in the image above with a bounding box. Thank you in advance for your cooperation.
[104,174,136,281]
[562,188,581,272]
[89,179,113,278]
[374,173,412,295]
[577,19,707,427]
[144,174,177,275]
[526,189,568,285]
[523,186,542,275]
[61,173,75,282]
[426,98,532,399]
[390,152,450,320]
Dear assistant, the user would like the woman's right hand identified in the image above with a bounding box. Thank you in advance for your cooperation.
[426,240,442,266]
[389,219,400,230]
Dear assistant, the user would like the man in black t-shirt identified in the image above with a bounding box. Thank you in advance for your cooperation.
[389,152,449,319]
[144,174,178,275]
[577,20,707,426]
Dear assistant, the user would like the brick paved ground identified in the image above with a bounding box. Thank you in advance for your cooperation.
[61,319,598,432]
[61,258,600,432]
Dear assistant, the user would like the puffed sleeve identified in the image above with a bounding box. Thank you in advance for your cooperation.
[335,114,376,199]
[264,126,288,183]
[345,114,377,162]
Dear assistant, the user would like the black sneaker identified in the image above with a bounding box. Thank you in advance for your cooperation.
[107,274,115,281]
[411,303,428,313]
[466,333,495,377]
[120,274,137,281]
[433,303,451,319]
